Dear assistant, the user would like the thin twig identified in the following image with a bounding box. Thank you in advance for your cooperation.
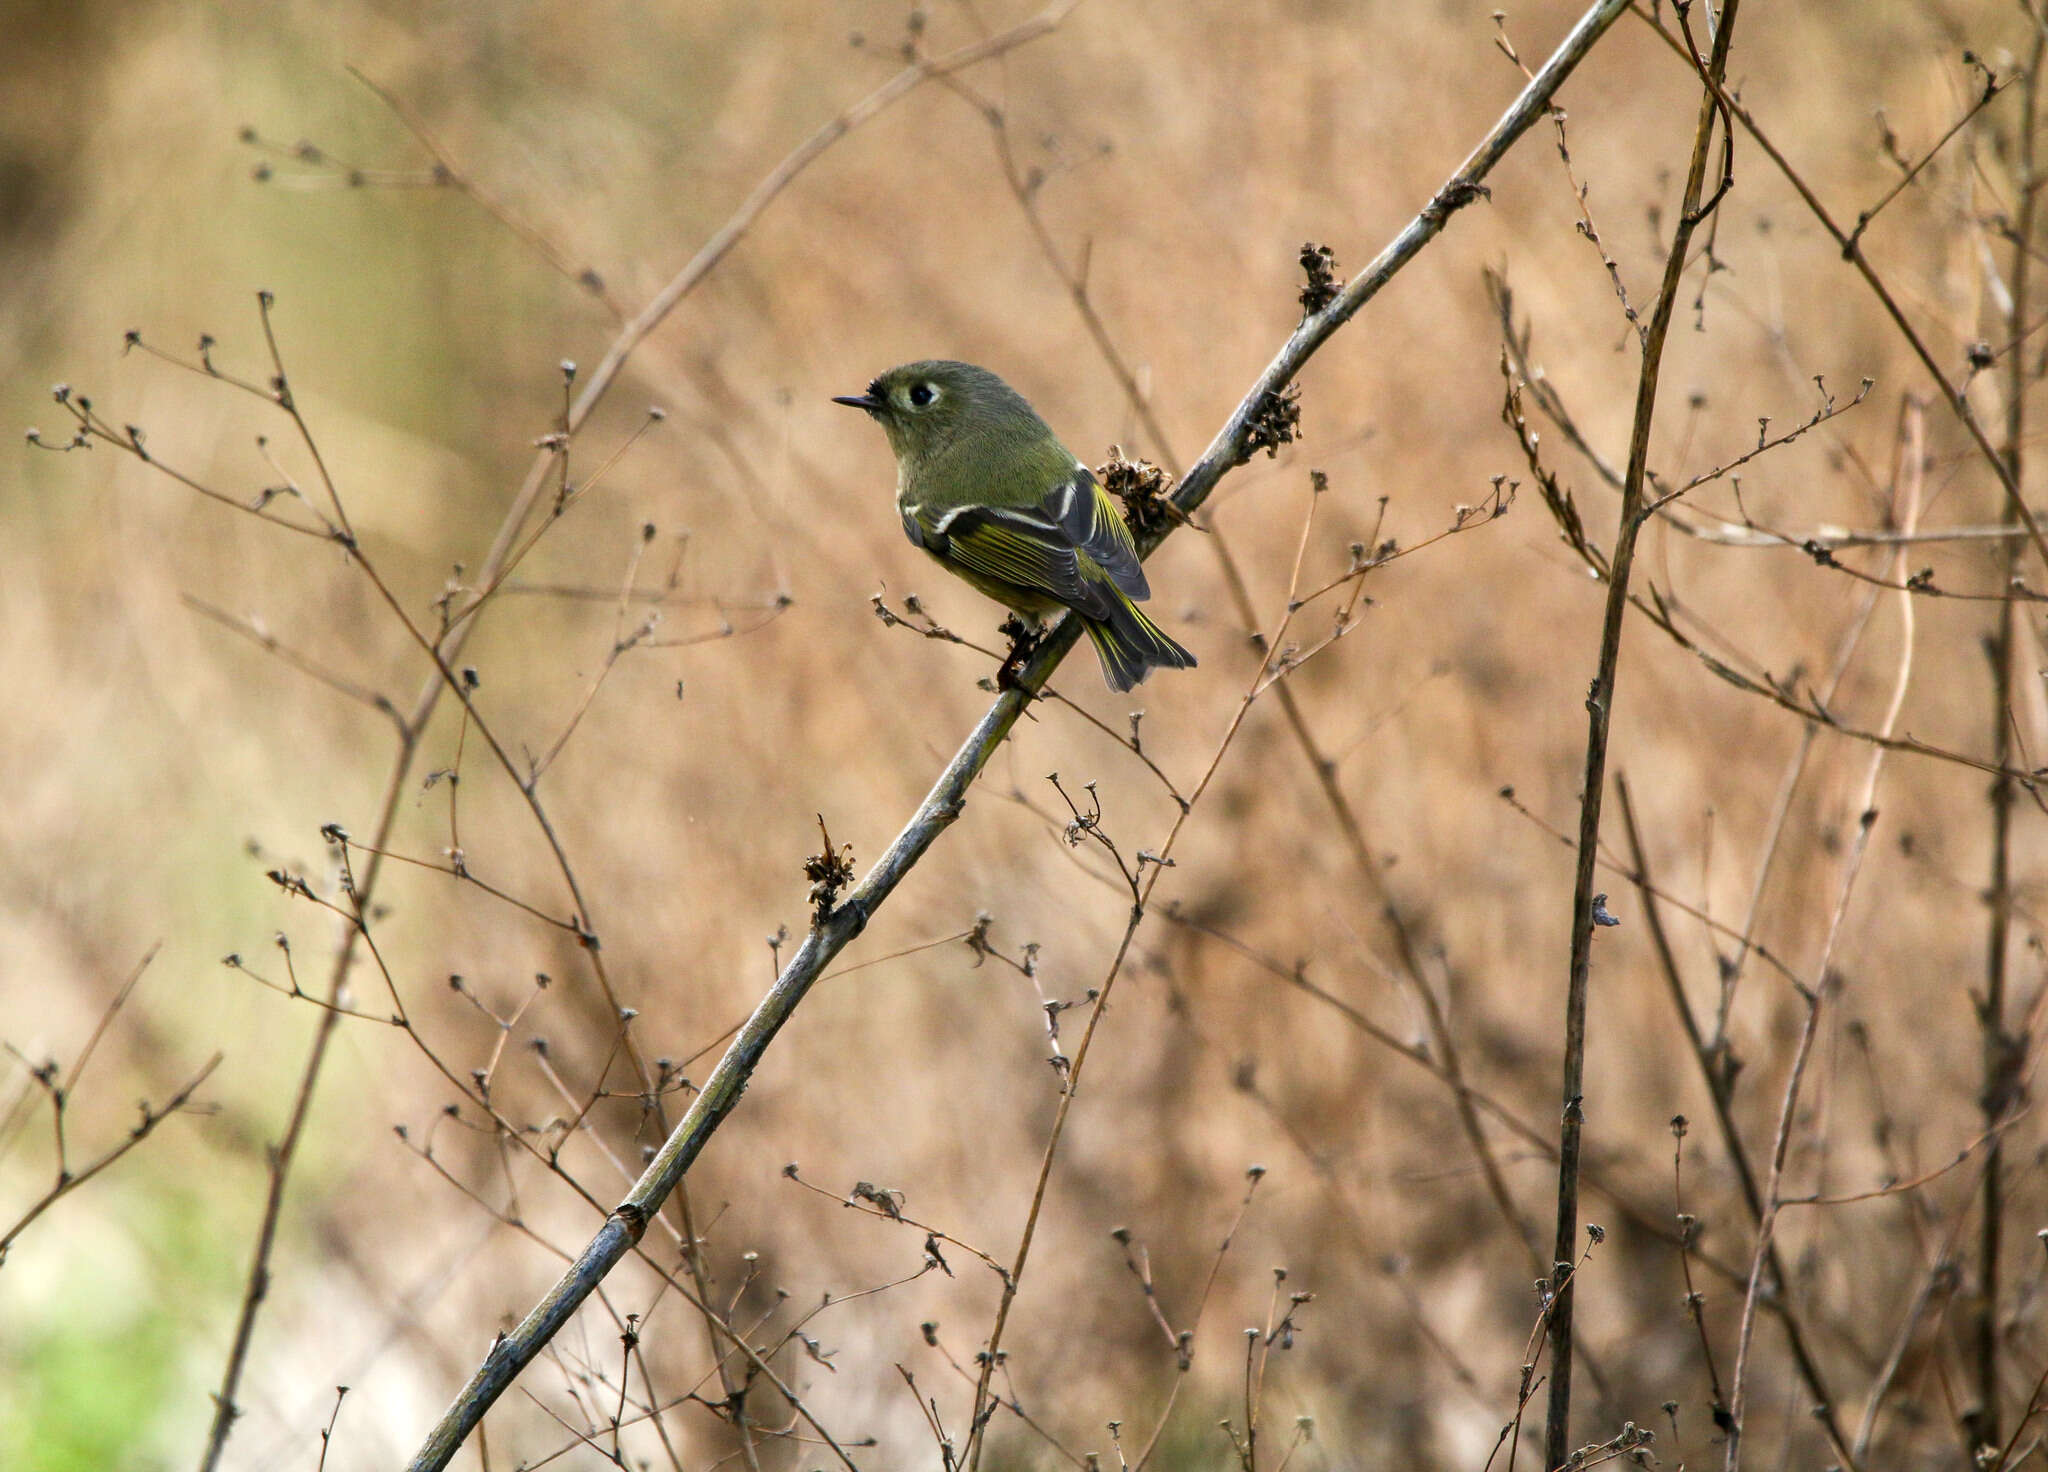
[1846,67,2016,253]
[345,64,625,316]
[0,1053,221,1259]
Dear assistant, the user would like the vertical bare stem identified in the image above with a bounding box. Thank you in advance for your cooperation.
[1543,6,1739,1466]
[1971,27,2045,1454]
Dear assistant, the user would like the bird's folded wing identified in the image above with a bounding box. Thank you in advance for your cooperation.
[1054,467,1147,598]
[908,467,1150,616]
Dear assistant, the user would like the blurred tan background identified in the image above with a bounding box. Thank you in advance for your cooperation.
[1,0,2036,1467]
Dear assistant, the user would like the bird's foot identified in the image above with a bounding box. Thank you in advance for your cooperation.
[996,617,1043,692]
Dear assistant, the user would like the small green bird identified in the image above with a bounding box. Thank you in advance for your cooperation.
[834,360,1197,692]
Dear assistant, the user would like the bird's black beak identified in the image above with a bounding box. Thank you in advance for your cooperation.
[832,392,884,415]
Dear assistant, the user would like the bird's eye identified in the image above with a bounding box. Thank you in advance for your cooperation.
[908,382,936,407]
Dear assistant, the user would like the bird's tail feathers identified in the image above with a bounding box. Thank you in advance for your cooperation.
[1085,598,1197,693]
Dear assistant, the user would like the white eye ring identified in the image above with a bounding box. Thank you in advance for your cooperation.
[907,382,937,407]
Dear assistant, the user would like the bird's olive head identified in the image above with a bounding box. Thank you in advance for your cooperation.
[833,359,1040,466]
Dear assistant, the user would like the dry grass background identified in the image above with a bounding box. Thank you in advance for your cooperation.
[1,1,2040,1467]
